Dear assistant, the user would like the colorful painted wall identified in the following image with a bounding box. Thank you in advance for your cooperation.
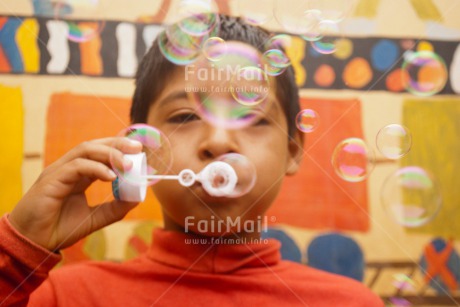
[1,0,460,305]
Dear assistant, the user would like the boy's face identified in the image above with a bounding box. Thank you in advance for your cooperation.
[146,67,302,238]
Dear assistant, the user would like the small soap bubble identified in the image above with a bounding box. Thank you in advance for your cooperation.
[331,138,375,182]
[381,166,442,227]
[402,50,414,62]
[263,35,293,76]
[296,109,320,133]
[274,0,321,35]
[193,95,264,129]
[265,34,293,50]
[238,0,274,25]
[263,63,286,77]
[54,0,105,42]
[376,124,412,159]
[263,49,290,68]
[110,124,173,186]
[308,0,357,23]
[177,0,219,36]
[401,51,447,96]
[262,49,290,76]
[311,39,337,54]
[310,20,341,54]
[299,10,323,42]
[187,41,272,129]
[392,273,416,291]
[231,67,270,106]
[160,0,221,66]
[162,19,220,66]
[159,31,201,65]
[202,37,227,61]
[166,23,204,50]
[214,153,257,198]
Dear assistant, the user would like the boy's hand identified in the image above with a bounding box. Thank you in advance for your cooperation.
[8,137,142,252]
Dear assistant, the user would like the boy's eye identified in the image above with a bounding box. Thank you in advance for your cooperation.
[253,117,270,126]
[168,113,200,124]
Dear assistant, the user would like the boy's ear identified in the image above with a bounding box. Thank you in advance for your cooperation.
[286,130,304,176]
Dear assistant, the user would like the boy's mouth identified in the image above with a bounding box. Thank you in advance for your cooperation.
[191,184,234,205]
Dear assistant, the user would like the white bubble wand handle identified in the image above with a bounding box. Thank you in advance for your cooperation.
[144,169,197,187]
[113,154,238,202]
[145,162,238,195]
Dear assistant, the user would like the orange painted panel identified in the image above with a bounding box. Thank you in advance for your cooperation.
[44,93,162,220]
[268,97,369,232]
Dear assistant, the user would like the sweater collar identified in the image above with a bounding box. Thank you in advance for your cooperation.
[147,228,281,274]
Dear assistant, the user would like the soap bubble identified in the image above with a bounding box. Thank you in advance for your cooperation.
[310,20,341,54]
[202,37,227,61]
[192,95,265,129]
[187,41,272,129]
[265,34,293,50]
[274,0,321,35]
[381,166,442,227]
[262,49,287,76]
[401,51,447,96]
[53,0,105,42]
[177,0,219,36]
[376,124,412,159]
[296,109,320,133]
[307,0,357,23]
[262,49,290,76]
[110,124,173,186]
[392,273,416,291]
[331,138,375,182]
[263,49,290,68]
[165,17,219,51]
[263,35,293,76]
[231,67,270,106]
[160,3,220,65]
[299,10,323,42]
[200,153,256,198]
[159,31,201,65]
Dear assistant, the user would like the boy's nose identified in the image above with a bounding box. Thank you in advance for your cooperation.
[198,126,239,160]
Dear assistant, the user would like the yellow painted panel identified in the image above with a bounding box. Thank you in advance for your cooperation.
[0,85,23,216]
[403,98,460,238]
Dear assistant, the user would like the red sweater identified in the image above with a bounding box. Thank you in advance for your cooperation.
[0,216,384,306]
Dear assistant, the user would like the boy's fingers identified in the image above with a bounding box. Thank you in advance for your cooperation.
[89,200,139,230]
[58,158,117,186]
[58,137,141,161]
[103,137,143,154]
[50,138,142,174]
[73,143,132,173]
[98,137,143,173]
[42,159,116,197]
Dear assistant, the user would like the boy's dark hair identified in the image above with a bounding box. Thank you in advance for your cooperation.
[131,15,300,138]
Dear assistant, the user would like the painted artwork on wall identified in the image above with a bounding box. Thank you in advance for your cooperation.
[0,15,459,95]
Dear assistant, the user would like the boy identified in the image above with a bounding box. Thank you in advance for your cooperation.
[0,15,383,306]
